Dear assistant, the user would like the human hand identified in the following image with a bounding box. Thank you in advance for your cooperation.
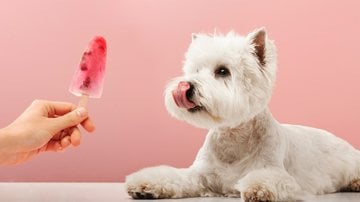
[0,100,95,165]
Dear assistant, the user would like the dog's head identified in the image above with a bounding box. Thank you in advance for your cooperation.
[165,28,277,129]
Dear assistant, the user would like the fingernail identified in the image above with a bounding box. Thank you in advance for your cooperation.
[58,147,65,153]
[76,107,87,117]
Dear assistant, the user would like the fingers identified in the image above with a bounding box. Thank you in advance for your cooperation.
[40,127,81,153]
[29,100,77,117]
[27,100,95,155]
[55,127,82,148]
[70,127,81,147]
[41,140,63,152]
[34,100,95,136]
[50,107,89,132]
[81,117,96,132]
[45,101,77,116]
[61,136,71,148]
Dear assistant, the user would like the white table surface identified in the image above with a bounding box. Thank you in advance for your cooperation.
[0,183,359,202]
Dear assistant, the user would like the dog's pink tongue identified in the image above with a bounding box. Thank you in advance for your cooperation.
[172,81,196,109]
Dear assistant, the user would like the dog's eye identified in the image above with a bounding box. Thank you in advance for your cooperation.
[215,66,231,78]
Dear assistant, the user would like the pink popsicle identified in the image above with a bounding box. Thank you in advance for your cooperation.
[69,36,107,104]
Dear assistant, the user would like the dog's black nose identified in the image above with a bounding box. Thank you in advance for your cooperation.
[185,82,195,100]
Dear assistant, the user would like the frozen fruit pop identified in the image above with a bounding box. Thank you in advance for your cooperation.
[69,36,107,106]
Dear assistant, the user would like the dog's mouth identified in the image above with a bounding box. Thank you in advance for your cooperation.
[187,105,204,113]
[172,81,204,112]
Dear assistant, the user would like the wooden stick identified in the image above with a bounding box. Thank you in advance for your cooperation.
[78,94,89,108]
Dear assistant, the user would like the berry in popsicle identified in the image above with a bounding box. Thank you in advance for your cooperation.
[69,36,107,103]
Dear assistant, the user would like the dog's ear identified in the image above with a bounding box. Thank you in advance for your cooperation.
[192,33,198,42]
[247,27,267,66]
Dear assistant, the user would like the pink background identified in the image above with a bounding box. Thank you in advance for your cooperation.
[0,0,359,182]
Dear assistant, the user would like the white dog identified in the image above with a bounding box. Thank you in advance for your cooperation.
[125,28,360,201]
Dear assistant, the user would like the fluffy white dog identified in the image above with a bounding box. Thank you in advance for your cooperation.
[125,28,360,201]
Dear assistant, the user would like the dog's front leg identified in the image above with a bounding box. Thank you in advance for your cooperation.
[125,165,201,199]
[235,167,302,202]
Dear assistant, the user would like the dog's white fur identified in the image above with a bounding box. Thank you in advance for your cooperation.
[125,28,360,201]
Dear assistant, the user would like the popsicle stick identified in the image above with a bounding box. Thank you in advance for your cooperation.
[78,94,89,108]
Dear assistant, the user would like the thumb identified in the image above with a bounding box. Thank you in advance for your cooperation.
[51,107,88,132]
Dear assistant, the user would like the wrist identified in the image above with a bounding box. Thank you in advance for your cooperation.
[0,125,18,153]
[0,126,6,143]
[0,125,22,165]
[0,127,10,165]
[0,127,10,153]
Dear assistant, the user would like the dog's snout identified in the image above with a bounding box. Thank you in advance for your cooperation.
[172,81,196,109]
[185,82,195,100]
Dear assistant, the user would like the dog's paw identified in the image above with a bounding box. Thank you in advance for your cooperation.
[125,166,191,199]
[126,182,175,199]
[342,179,360,192]
[242,184,275,202]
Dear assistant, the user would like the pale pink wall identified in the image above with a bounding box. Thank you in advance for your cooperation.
[0,0,359,182]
